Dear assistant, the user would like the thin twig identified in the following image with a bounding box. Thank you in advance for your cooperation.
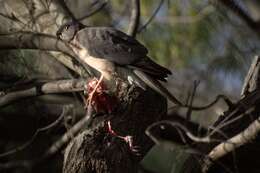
[0,105,94,171]
[58,0,77,21]
[138,0,164,33]
[146,120,222,145]
[77,1,108,21]
[184,95,233,111]
[214,0,260,36]
[0,105,70,158]
[168,94,232,111]
[186,80,200,121]
[42,105,93,159]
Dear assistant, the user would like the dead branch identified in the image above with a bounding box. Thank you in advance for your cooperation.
[214,0,260,36]
[146,113,207,147]
[127,0,140,37]
[77,0,108,21]
[145,55,260,173]
[0,105,69,158]
[0,104,94,172]
[198,55,260,173]
[43,105,94,159]
[57,0,77,21]
[0,79,85,107]
[0,32,73,56]
[203,115,260,172]
[241,56,260,97]
[0,32,92,76]
[138,0,164,33]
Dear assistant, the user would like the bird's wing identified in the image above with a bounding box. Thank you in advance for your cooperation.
[74,27,148,65]
[74,27,171,81]
[130,57,172,82]
[73,27,182,105]
[133,69,182,105]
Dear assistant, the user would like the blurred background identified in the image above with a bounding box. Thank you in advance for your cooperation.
[0,0,260,172]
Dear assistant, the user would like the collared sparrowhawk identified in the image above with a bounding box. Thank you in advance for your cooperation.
[56,22,182,105]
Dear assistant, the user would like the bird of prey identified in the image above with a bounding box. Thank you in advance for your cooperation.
[56,22,182,106]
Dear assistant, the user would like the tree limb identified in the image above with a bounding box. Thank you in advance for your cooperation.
[215,0,260,36]
[241,56,260,97]
[0,32,74,56]
[0,79,86,107]
[127,0,140,37]
[0,104,95,171]
[138,0,164,33]
[0,32,93,76]
[203,115,260,172]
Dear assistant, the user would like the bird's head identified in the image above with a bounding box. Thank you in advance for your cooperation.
[56,21,85,42]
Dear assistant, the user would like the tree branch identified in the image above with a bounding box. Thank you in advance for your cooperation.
[57,0,77,21]
[146,115,207,147]
[241,56,260,97]
[0,32,74,56]
[0,105,67,158]
[77,0,108,21]
[0,104,95,172]
[138,0,164,33]
[203,115,260,172]
[0,79,86,107]
[0,32,92,76]
[215,0,260,35]
[127,0,140,37]
[198,54,260,172]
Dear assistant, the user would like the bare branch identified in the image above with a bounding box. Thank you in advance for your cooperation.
[49,52,90,77]
[56,0,107,26]
[214,0,260,36]
[0,105,68,158]
[0,105,95,172]
[168,94,233,111]
[57,0,77,21]
[0,32,74,56]
[197,55,260,172]
[0,79,86,107]
[186,80,200,121]
[0,32,92,76]
[148,88,260,149]
[138,0,164,33]
[127,0,140,37]
[43,105,94,159]
[77,0,108,21]
[241,55,260,97]
[203,115,260,172]
[146,114,207,147]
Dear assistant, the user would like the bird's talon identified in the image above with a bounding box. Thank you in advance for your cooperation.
[130,146,141,155]
[107,121,139,153]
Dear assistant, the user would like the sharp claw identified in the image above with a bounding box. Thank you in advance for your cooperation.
[107,121,140,154]
[130,146,141,155]
[85,75,104,108]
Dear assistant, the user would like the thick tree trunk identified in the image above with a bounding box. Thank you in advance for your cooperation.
[63,87,167,173]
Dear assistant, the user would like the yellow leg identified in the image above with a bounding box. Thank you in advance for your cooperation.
[87,74,104,106]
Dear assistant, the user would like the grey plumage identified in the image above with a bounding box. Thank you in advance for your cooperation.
[73,27,172,81]
[57,23,182,105]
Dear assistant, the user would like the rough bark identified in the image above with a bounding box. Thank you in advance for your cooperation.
[63,87,167,173]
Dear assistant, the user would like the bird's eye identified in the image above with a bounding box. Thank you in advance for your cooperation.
[65,26,69,30]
